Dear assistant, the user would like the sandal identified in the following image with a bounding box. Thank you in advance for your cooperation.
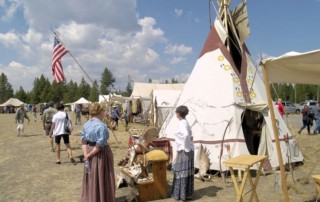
[55,161,61,164]
[70,158,77,165]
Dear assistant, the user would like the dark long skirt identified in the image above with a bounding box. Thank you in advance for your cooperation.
[171,150,194,200]
[81,144,115,202]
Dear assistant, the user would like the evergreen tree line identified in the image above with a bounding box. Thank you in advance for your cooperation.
[0,68,183,104]
[270,83,320,103]
[0,68,132,104]
[2,69,318,105]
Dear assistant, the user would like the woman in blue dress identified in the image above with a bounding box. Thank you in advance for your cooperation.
[81,102,115,202]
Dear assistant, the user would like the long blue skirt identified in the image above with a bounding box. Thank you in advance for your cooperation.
[171,150,194,200]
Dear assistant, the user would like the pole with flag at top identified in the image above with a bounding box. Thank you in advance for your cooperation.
[50,28,120,144]
[52,36,68,83]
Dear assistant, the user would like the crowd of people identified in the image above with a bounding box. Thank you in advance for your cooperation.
[11,96,320,201]
[275,98,320,135]
[11,101,195,201]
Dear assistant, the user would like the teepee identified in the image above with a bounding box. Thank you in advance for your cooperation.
[159,0,303,172]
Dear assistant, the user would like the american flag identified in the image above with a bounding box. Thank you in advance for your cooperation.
[52,37,68,83]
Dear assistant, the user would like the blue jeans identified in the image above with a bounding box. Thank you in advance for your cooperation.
[314,119,320,134]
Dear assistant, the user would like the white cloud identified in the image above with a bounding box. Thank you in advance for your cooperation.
[174,9,183,17]
[1,61,42,91]
[1,0,22,21]
[0,0,5,6]
[0,1,197,92]
[170,57,186,65]
[22,0,139,32]
[0,31,20,47]
[165,44,192,56]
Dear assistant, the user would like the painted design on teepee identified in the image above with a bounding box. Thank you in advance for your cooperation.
[224,65,231,71]
[232,77,240,83]
[235,87,243,97]
[218,55,224,61]
[249,89,256,98]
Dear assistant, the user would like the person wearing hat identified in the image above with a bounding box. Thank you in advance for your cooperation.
[15,104,30,136]
[110,104,120,130]
[42,101,58,152]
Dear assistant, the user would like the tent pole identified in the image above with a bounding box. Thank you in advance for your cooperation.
[261,63,290,201]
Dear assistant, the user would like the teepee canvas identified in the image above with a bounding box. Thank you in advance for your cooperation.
[159,1,303,171]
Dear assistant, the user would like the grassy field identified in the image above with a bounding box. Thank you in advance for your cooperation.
[0,113,319,201]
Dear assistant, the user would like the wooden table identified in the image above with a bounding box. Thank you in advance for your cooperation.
[224,155,267,202]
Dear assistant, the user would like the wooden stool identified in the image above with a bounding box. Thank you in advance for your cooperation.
[121,150,168,202]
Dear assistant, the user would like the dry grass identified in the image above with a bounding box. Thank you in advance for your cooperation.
[0,113,319,201]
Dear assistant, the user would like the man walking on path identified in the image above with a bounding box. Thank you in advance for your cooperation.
[42,101,57,152]
[15,104,30,136]
[49,103,76,165]
[74,104,82,125]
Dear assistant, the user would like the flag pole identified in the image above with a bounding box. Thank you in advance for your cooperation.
[50,27,95,86]
[260,62,290,202]
[50,27,120,144]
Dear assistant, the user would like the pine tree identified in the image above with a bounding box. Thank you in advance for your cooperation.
[15,86,28,103]
[78,78,91,99]
[0,72,14,103]
[89,80,99,102]
[100,68,116,94]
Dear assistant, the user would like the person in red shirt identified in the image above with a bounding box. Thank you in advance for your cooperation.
[275,98,285,117]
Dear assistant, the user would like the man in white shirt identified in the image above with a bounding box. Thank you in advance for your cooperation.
[49,103,76,165]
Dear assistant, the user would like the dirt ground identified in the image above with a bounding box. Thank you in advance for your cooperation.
[0,113,319,201]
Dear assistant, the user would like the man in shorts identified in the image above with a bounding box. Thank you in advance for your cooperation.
[49,103,76,165]
[42,101,57,152]
[15,104,30,136]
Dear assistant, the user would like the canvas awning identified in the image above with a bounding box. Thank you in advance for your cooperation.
[261,50,320,85]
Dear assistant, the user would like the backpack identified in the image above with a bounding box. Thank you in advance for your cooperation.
[45,111,55,123]
[64,113,73,134]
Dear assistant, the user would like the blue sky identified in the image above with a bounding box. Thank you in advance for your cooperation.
[0,0,319,92]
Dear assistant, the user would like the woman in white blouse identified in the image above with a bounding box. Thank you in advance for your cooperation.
[171,105,194,201]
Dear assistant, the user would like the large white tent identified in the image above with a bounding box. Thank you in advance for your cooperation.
[74,97,90,104]
[0,98,25,107]
[130,82,184,112]
[159,1,303,173]
[68,97,91,112]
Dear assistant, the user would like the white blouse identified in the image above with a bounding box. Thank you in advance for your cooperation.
[174,119,194,152]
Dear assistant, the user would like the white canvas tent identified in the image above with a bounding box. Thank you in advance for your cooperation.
[130,82,184,119]
[69,97,91,112]
[151,89,182,128]
[261,50,320,84]
[74,97,90,104]
[159,1,303,173]
[0,98,25,107]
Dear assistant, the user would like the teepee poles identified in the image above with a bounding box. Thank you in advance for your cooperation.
[261,63,290,202]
